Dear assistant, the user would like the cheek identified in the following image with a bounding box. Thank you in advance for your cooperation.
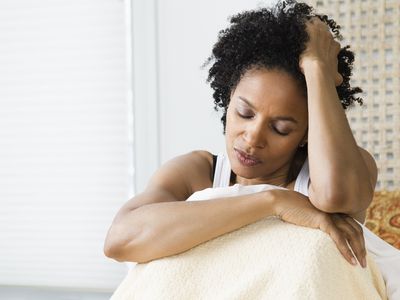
[268,136,302,155]
[225,109,237,135]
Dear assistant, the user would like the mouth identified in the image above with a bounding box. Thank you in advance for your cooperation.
[234,148,262,167]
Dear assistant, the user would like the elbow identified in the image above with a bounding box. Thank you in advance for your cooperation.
[311,198,341,214]
[308,181,343,213]
[103,230,125,261]
[104,243,155,264]
[311,183,374,214]
[335,179,374,213]
[310,161,376,214]
[103,224,154,263]
[103,223,134,261]
[103,206,163,263]
[103,236,140,263]
[103,238,119,260]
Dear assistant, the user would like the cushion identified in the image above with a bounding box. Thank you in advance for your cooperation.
[111,185,387,300]
[365,190,400,250]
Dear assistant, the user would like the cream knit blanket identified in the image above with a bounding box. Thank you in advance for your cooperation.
[110,185,387,300]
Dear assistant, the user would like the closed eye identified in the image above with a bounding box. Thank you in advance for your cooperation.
[271,125,289,136]
[236,111,254,119]
[274,129,289,136]
[237,110,290,136]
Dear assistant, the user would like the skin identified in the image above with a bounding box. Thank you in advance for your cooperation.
[224,66,368,268]
[225,68,308,188]
[105,18,377,269]
[299,18,376,217]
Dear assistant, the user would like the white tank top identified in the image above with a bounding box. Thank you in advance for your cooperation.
[212,152,310,195]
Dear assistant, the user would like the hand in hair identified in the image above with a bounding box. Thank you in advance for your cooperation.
[299,17,344,87]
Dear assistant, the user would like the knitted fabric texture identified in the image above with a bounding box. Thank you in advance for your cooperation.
[110,185,387,300]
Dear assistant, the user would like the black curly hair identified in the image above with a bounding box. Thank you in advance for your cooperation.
[203,0,363,185]
[204,0,362,135]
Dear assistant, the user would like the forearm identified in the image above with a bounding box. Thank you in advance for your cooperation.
[304,61,371,207]
[107,191,277,263]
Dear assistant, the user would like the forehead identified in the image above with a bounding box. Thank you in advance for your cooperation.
[232,68,307,117]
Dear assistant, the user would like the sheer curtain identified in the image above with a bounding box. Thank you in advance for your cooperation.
[0,0,132,291]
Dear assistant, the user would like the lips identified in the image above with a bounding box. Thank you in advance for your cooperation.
[234,148,262,167]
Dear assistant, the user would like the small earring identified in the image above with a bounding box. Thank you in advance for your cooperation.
[299,141,307,148]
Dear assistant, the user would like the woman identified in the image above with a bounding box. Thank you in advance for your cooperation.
[104,0,373,271]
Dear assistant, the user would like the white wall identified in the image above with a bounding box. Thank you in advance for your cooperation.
[157,0,277,163]
[134,0,277,192]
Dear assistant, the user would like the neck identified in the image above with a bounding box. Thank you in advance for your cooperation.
[234,173,288,187]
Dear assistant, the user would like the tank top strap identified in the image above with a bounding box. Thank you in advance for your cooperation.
[212,153,232,188]
[294,157,310,196]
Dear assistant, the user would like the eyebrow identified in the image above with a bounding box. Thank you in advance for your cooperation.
[238,96,298,124]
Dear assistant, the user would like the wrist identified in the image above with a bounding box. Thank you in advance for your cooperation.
[301,59,339,88]
[301,59,330,76]
[259,189,284,218]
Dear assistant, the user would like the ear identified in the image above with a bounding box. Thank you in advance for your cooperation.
[301,128,308,144]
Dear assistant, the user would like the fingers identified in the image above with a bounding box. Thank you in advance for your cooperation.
[330,228,359,266]
[334,214,367,268]
[307,18,339,50]
[308,17,331,34]
[308,16,327,27]
[332,41,343,86]
[305,18,343,86]
[319,216,359,266]
[335,73,343,86]
[319,214,366,268]
[342,215,367,267]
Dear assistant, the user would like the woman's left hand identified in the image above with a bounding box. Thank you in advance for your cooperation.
[299,17,343,86]
[271,189,367,268]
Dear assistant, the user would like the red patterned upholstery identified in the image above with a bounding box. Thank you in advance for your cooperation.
[365,190,400,250]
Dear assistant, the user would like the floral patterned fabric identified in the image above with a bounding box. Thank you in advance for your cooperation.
[365,190,400,250]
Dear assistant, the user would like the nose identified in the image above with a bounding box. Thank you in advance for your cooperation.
[243,123,266,149]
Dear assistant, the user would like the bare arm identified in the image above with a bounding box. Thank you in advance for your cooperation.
[105,190,276,263]
[300,19,377,215]
[104,150,277,263]
[103,149,366,267]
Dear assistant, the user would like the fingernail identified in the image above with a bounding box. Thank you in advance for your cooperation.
[362,257,367,268]
[351,257,357,265]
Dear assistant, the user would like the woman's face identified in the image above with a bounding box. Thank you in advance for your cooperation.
[225,68,308,186]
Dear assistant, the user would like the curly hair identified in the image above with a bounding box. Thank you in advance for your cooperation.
[203,0,363,185]
[204,0,362,135]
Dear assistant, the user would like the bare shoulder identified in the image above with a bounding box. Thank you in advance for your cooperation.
[145,150,214,201]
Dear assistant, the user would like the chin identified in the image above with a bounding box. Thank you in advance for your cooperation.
[230,160,261,179]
